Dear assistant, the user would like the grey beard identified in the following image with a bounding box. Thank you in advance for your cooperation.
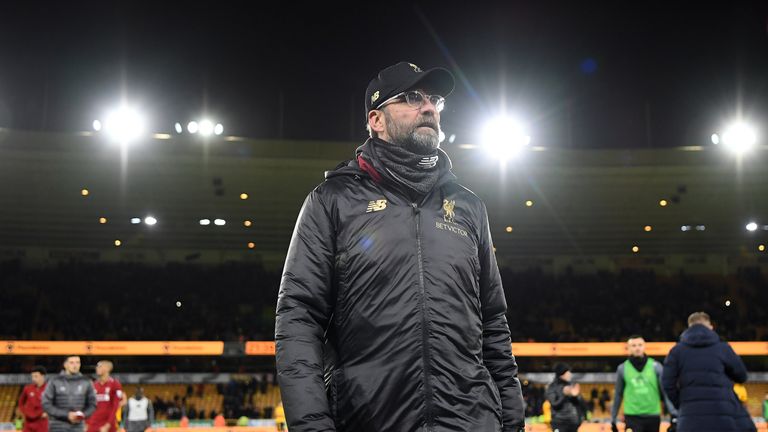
[384,111,440,155]
[404,129,440,154]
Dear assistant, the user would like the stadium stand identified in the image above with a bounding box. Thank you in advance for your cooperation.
[1,261,765,343]
[0,385,20,423]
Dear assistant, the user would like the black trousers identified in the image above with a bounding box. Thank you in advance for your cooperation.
[551,422,580,432]
[625,415,661,432]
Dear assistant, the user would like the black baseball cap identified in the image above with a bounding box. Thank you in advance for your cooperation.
[365,61,455,119]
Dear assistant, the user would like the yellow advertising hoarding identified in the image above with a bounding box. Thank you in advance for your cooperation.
[4,341,765,357]
[2,341,224,355]
[246,341,768,357]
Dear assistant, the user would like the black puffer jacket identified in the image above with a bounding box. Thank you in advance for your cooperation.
[275,144,524,431]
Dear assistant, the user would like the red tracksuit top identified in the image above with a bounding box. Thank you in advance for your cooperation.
[86,377,123,432]
[19,382,48,432]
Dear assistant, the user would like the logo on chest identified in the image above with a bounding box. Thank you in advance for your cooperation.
[436,199,468,237]
[366,199,387,213]
[442,199,455,223]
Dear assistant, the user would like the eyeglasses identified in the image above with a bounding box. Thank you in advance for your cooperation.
[377,90,445,112]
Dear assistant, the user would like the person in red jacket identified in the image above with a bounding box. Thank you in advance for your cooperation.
[19,366,48,432]
[86,361,125,432]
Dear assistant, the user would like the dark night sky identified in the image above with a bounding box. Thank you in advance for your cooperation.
[1,1,767,148]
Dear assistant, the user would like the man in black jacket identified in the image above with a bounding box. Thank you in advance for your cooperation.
[545,363,585,432]
[275,61,525,431]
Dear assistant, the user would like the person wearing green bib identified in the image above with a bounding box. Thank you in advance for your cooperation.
[611,335,677,432]
[763,393,767,424]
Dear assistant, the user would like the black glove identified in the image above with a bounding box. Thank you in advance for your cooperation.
[611,422,619,432]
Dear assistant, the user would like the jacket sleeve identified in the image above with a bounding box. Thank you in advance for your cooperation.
[545,382,567,410]
[42,380,70,420]
[18,388,33,419]
[275,190,337,432]
[477,202,524,429]
[655,361,678,417]
[104,381,123,426]
[83,382,97,418]
[611,364,624,423]
[722,342,748,384]
[661,346,681,408]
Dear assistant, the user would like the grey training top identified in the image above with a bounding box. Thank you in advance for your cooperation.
[42,372,96,431]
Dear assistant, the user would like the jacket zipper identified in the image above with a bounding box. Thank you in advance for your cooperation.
[412,201,433,430]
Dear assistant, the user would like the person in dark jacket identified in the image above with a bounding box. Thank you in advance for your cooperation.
[42,355,97,432]
[662,312,756,432]
[545,363,585,432]
[275,61,525,432]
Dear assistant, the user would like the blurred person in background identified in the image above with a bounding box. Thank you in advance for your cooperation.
[732,383,756,432]
[589,387,598,413]
[733,383,748,408]
[87,361,125,432]
[611,335,677,432]
[763,393,767,423]
[273,402,286,432]
[123,388,153,432]
[599,388,610,413]
[541,399,551,429]
[545,363,586,432]
[42,356,96,432]
[19,366,48,432]
[662,312,756,432]
[212,412,225,427]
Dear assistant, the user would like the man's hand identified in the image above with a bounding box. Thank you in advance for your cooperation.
[99,423,111,432]
[611,422,619,432]
[563,384,580,396]
[667,416,678,432]
[571,383,581,396]
[41,413,48,419]
[67,412,79,424]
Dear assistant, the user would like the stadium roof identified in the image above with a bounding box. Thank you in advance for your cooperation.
[1,129,766,270]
